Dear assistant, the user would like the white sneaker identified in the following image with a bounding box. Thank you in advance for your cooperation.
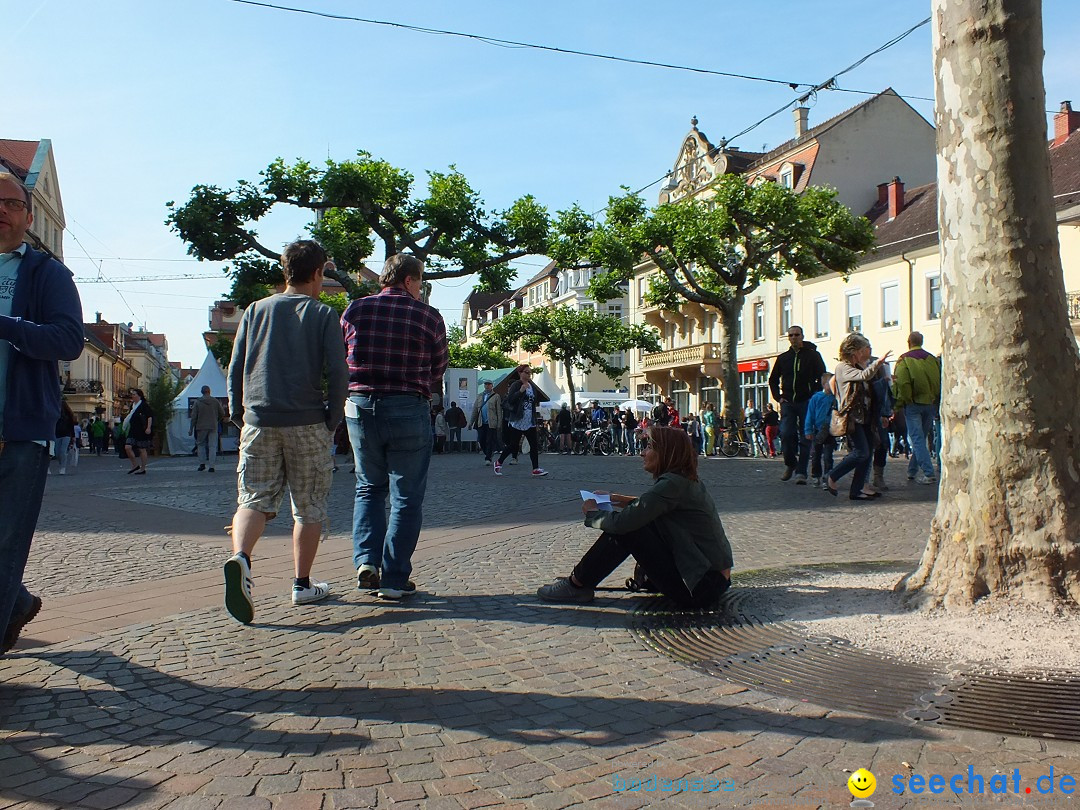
[915,473,938,485]
[494,461,503,476]
[531,468,549,477]
[224,553,254,624]
[292,581,331,605]
[811,477,821,488]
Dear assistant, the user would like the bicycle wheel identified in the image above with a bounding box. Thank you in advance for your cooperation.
[720,433,740,457]
[596,433,612,456]
[573,436,587,455]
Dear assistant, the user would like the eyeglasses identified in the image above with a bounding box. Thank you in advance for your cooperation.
[0,198,29,212]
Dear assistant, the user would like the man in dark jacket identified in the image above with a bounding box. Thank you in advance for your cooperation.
[768,325,826,483]
[0,172,84,653]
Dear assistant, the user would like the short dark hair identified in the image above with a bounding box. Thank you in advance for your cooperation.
[646,427,699,481]
[380,253,424,287]
[0,172,32,212]
[514,364,532,378]
[281,240,327,285]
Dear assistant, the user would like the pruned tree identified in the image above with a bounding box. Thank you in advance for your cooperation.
[553,178,874,421]
[166,153,552,306]
[898,0,1080,608]
[482,306,661,408]
[446,324,516,370]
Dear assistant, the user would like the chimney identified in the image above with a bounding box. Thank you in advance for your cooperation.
[877,182,889,208]
[887,177,905,219]
[794,106,809,138]
[95,312,102,323]
[1054,101,1080,146]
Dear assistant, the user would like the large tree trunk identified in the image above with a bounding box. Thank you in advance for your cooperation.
[718,298,743,425]
[564,361,577,411]
[900,0,1080,608]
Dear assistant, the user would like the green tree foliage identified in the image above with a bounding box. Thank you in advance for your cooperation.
[166,153,554,307]
[482,306,661,408]
[445,323,514,369]
[147,373,180,453]
[207,333,234,369]
[555,175,875,419]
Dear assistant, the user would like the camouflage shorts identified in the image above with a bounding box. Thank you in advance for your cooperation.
[236,423,334,524]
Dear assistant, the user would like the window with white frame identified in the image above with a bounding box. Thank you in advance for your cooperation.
[607,303,622,320]
[881,283,900,328]
[753,302,764,341]
[814,298,829,339]
[846,290,862,333]
[927,274,942,320]
[780,295,792,335]
[737,310,744,343]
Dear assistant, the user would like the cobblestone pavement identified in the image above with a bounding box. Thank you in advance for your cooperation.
[2,450,1077,809]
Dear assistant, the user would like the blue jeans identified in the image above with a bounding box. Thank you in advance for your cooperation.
[347,395,433,590]
[779,400,811,475]
[905,403,938,478]
[1,442,50,652]
[828,421,873,496]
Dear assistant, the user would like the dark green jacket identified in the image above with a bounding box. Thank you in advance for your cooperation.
[584,473,733,591]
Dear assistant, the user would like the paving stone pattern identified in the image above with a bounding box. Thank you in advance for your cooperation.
[3,452,1078,809]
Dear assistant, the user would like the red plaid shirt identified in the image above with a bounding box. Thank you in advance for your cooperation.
[341,287,449,399]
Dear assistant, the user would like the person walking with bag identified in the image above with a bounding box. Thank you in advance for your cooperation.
[824,333,891,501]
[494,365,548,477]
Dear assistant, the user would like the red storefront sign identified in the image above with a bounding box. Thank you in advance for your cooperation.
[737,359,769,373]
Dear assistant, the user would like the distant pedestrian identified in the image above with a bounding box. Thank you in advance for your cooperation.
[341,253,448,601]
[824,333,891,500]
[445,401,466,452]
[89,415,106,455]
[112,419,126,457]
[621,408,638,455]
[432,405,447,454]
[686,414,704,456]
[495,364,548,478]
[123,388,153,475]
[701,402,717,456]
[650,399,671,427]
[762,404,780,457]
[769,325,827,484]
[53,400,76,475]
[893,331,941,485]
[190,385,226,472]
[224,240,348,623]
[469,380,502,462]
[0,170,84,654]
[803,373,837,488]
[555,402,573,454]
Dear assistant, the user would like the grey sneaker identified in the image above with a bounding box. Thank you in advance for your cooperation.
[780,467,794,481]
[915,473,938,485]
[794,473,807,485]
[811,477,821,488]
[356,565,380,590]
[224,553,254,624]
[537,577,594,604]
[292,581,331,605]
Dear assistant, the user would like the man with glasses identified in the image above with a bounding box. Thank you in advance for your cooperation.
[0,173,84,653]
[768,326,826,484]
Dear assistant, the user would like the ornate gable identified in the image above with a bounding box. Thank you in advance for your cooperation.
[660,118,719,204]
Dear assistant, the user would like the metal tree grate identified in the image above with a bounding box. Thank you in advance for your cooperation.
[630,565,1080,742]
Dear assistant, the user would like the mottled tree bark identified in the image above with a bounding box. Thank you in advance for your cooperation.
[900,0,1080,607]
[719,297,744,423]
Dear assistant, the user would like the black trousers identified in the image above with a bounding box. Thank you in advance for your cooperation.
[499,425,538,469]
[571,524,730,608]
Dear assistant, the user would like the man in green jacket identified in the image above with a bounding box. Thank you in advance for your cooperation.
[893,331,941,485]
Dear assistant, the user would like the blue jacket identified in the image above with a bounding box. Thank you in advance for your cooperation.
[0,245,84,441]
[804,390,836,437]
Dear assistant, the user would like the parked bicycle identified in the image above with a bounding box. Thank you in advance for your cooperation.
[720,420,770,458]
[572,422,613,456]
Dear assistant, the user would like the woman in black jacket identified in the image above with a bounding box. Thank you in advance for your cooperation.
[494,365,548,477]
[123,388,154,475]
[537,427,732,607]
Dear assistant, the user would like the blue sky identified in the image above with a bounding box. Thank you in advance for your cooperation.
[7,0,1079,366]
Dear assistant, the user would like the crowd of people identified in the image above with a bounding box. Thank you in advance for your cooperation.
[1,160,940,653]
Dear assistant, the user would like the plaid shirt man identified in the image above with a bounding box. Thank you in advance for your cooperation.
[341,287,448,398]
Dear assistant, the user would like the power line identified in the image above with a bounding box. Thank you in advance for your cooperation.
[225,0,814,89]
[74,273,224,283]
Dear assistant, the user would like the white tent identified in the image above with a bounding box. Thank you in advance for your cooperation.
[165,350,237,455]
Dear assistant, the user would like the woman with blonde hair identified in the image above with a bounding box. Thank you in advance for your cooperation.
[825,333,891,500]
[537,427,732,607]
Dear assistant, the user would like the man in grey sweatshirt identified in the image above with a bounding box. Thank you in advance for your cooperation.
[223,240,348,624]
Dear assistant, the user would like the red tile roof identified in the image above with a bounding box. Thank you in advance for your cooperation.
[861,133,1080,265]
[0,139,39,178]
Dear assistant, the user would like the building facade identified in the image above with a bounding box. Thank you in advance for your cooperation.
[0,138,65,260]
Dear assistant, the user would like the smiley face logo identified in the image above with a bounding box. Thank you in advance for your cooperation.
[848,768,876,799]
